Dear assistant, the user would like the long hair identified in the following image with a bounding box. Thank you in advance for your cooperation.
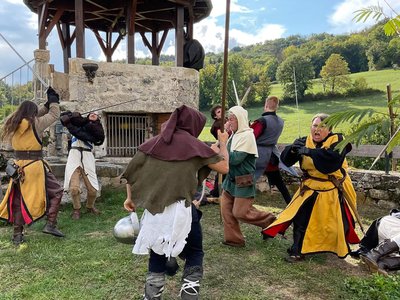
[1,100,38,141]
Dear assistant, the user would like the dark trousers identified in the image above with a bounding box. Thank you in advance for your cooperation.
[149,205,204,273]
[266,170,292,204]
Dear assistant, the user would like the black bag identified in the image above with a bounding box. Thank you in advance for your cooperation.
[5,160,19,179]
[235,174,254,187]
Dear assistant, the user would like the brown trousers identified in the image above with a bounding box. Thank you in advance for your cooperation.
[220,190,276,245]
[69,167,97,210]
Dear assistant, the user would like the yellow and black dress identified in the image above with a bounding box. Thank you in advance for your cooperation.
[0,104,59,225]
[263,133,360,258]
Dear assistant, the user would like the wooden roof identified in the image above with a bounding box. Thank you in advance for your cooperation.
[23,0,212,33]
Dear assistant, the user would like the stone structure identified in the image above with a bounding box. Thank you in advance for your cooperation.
[56,58,200,158]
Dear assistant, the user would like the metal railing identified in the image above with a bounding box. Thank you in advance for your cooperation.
[0,59,35,122]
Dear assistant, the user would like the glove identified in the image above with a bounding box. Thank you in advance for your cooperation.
[60,111,72,126]
[297,147,311,156]
[44,86,60,109]
[71,111,81,118]
[291,138,306,153]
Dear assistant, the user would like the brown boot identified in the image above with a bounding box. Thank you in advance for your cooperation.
[72,209,81,220]
[86,207,101,215]
[43,222,65,237]
[43,192,65,237]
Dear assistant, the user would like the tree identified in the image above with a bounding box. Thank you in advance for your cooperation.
[366,41,391,70]
[276,54,314,99]
[320,54,351,93]
[199,63,220,109]
[253,73,272,104]
[325,1,400,159]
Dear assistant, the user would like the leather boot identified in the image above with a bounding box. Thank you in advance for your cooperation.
[179,266,202,300]
[72,209,80,220]
[377,256,400,276]
[143,272,165,300]
[12,225,25,246]
[361,240,399,273]
[42,192,65,238]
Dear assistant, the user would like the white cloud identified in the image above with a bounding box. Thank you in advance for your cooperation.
[5,0,24,5]
[329,0,400,34]
[194,17,285,53]
[210,0,251,18]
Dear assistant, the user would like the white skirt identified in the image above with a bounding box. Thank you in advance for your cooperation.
[133,200,192,258]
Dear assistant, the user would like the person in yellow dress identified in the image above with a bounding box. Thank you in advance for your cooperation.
[263,113,360,262]
[0,87,65,245]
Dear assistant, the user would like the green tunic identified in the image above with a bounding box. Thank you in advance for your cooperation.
[222,139,257,198]
[121,151,222,214]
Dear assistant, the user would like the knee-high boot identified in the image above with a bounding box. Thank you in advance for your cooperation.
[179,266,202,300]
[377,256,400,276]
[361,240,399,273]
[143,272,165,300]
[42,192,65,237]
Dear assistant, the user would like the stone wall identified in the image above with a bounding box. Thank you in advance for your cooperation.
[54,58,200,158]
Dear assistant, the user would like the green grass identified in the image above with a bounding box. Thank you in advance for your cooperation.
[200,69,399,143]
[0,186,396,299]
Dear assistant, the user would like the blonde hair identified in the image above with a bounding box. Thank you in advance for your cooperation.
[265,96,279,111]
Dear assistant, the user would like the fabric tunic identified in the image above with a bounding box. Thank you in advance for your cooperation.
[0,104,60,224]
[254,112,284,179]
[222,138,257,198]
[121,151,221,215]
[122,150,221,257]
[263,133,360,257]
[63,138,99,191]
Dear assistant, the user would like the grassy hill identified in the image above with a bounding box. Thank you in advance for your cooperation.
[201,69,399,143]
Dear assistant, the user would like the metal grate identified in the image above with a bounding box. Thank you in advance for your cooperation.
[106,113,151,157]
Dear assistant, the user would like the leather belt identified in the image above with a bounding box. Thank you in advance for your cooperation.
[14,150,43,160]
[71,146,92,152]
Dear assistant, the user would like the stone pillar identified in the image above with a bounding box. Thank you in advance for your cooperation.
[33,49,51,101]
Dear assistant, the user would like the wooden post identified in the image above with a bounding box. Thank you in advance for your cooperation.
[218,0,231,198]
[127,0,137,64]
[75,0,85,58]
[152,32,160,65]
[61,23,71,73]
[175,6,184,67]
[387,84,397,171]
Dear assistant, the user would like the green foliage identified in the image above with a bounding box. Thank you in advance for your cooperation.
[276,54,315,99]
[353,3,400,37]
[345,274,400,300]
[320,54,351,93]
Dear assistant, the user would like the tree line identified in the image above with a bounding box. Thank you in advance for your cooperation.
[199,21,400,109]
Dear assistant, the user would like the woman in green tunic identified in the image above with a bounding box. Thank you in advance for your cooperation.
[220,106,276,247]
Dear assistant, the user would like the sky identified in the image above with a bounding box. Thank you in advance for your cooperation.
[0,0,399,78]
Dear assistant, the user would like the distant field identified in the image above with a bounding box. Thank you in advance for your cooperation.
[200,69,399,143]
